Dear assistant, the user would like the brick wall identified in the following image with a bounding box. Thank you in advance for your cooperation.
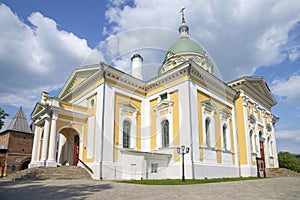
[8,131,33,154]
[0,132,9,148]
[0,130,33,176]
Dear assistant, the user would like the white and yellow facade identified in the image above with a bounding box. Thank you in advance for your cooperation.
[29,16,279,180]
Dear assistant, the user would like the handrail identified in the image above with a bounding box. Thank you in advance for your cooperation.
[78,159,94,174]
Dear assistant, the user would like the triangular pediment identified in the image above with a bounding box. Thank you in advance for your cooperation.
[59,65,100,98]
[220,108,231,119]
[31,103,46,120]
[246,77,276,105]
[228,76,277,108]
[119,101,139,113]
[201,100,216,112]
[153,100,174,112]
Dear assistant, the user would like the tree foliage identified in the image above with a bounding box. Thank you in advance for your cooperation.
[0,108,9,130]
[278,152,300,173]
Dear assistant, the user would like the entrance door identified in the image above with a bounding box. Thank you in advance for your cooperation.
[73,135,79,166]
[260,140,265,168]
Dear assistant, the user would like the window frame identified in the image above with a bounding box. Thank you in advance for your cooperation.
[205,118,211,147]
[122,120,131,148]
[161,119,169,148]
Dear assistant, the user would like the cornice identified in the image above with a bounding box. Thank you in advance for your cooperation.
[228,77,276,109]
[59,61,237,101]
[189,60,237,101]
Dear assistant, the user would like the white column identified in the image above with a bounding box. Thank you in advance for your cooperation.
[41,117,50,165]
[47,112,58,166]
[57,133,64,165]
[29,125,40,168]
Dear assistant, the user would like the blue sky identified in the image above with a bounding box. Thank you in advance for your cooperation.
[0,0,299,154]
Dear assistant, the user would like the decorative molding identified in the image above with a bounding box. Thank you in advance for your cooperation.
[202,100,216,112]
[220,108,231,119]
[266,123,272,131]
[119,101,139,115]
[153,100,174,113]
[248,114,256,124]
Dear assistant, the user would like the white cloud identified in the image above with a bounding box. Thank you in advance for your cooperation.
[276,130,300,141]
[288,48,300,62]
[0,4,103,110]
[271,74,300,106]
[104,0,300,81]
[276,130,300,153]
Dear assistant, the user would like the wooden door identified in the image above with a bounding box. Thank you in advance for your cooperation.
[260,141,265,168]
[73,135,79,166]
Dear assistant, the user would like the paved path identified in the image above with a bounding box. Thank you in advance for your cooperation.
[0,177,299,200]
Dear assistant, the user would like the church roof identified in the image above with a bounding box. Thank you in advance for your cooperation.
[160,8,212,75]
[6,107,32,134]
[168,37,205,55]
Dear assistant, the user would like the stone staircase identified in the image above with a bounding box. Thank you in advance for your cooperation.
[266,168,300,178]
[0,166,92,181]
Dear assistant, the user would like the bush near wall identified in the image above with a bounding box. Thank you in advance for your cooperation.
[278,152,300,173]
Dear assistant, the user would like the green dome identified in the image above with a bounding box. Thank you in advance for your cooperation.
[168,38,205,55]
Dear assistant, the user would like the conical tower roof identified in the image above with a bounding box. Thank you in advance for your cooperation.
[6,107,32,133]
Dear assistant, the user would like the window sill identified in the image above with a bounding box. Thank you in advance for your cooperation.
[199,146,216,151]
[222,150,234,154]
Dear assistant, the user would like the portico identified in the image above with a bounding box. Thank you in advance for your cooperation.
[29,96,87,168]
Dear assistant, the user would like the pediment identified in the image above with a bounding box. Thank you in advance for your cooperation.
[201,100,216,112]
[220,108,231,119]
[59,65,100,98]
[246,77,276,105]
[31,103,46,120]
[119,101,139,113]
[153,100,174,112]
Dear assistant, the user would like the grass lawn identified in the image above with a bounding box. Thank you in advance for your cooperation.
[118,177,260,185]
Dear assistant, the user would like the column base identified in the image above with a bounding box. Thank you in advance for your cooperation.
[29,162,37,168]
[46,160,58,167]
[36,160,47,167]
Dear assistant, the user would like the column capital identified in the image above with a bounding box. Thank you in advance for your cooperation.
[52,111,58,121]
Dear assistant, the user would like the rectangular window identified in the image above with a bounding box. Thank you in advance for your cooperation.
[151,163,158,173]
[160,93,167,101]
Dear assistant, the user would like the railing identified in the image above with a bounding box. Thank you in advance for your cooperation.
[78,159,94,174]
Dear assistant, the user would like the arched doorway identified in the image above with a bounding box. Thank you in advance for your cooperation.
[21,159,31,170]
[57,128,80,166]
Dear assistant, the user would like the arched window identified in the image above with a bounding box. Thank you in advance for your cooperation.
[259,131,263,138]
[223,124,227,150]
[205,118,211,147]
[162,120,169,148]
[123,120,131,148]
[249,130,253,152]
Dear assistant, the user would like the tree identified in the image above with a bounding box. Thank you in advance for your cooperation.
[278,152,300,173]
[0,108,9,130]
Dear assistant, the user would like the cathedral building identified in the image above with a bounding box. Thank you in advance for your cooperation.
[29,13,279,180]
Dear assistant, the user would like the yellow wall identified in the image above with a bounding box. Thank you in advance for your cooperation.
[150,98,157,150]
[170,91,180,162]
[113,92,142,162]
[197,90,235,163]
[235,95,248,165]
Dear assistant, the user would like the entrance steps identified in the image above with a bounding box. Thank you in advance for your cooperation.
[266,168,300,177]
[1,166,92,181]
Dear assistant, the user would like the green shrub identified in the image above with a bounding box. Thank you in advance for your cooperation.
[278,152,300,173]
